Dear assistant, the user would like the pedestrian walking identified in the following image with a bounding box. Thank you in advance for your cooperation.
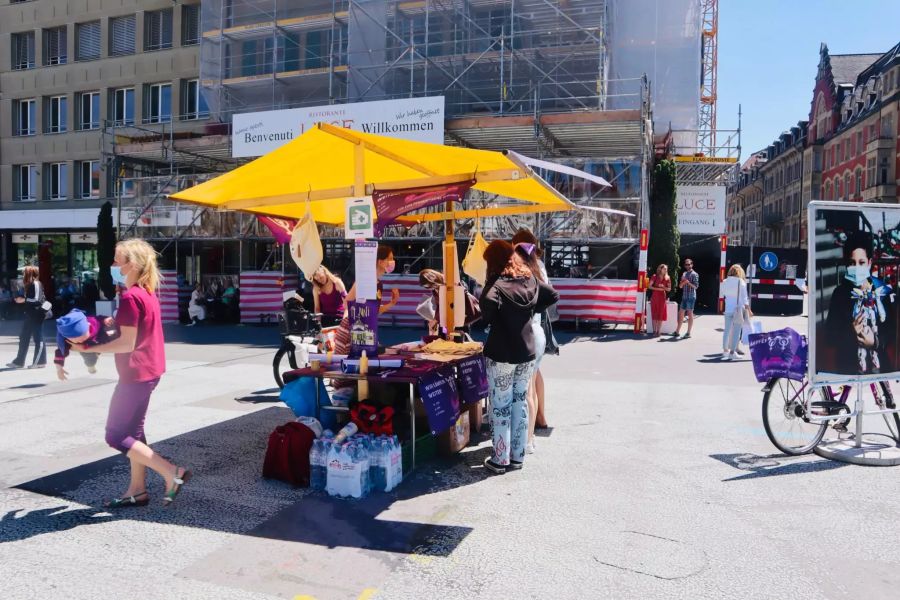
[7,266,48,369]
[721,264,752,360]
[673,258,699,339]
[648,264,671,337]
[69,239,191,508]
[479,240,559,474]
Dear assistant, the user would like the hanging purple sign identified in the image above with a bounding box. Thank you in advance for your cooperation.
[417,365,460,435]
[348,299,380,358]
[748,328,807,383]
[456,354,488,405]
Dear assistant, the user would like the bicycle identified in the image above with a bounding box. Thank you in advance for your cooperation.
[273,298,329,389]
[762,376,900,455]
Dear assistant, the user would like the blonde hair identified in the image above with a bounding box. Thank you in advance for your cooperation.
[728,264,746,281]
[312,266,338,290]
[656,264,668,276]
[117,239,161,293]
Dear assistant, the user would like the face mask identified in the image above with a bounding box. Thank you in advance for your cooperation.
[110,266,127,285]
[845,264,870,286]
[384,260,396,274]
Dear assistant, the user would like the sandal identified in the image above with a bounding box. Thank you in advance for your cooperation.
[163,467,192,506]
[105,491,149,509]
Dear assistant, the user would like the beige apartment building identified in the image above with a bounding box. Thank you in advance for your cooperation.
[0,0,203,282]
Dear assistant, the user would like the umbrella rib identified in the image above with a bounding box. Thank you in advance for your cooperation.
[318,123,442,177]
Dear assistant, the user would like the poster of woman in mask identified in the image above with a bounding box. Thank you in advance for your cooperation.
[812,203,900,382]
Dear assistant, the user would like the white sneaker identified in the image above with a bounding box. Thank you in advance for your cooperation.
[526,441,535,455]
[730,352,739,360]
[721,352,732,361]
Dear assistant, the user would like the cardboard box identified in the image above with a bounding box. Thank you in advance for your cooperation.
[437,411,470,456]
[468,401,484,433]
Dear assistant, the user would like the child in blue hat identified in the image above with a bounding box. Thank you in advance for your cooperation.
[55,309,120,380]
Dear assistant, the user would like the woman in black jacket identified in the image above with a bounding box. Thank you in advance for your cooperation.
[479,240,559,474]
[7,265,48,369]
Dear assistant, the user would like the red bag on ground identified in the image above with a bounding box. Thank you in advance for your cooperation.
[262,421,315,487]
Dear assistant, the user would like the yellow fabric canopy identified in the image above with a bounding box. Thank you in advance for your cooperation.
[169,122,573,224]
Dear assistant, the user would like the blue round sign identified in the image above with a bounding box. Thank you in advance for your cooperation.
[759,252,778,272]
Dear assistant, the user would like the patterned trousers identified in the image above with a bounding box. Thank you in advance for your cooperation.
[486,359,535,465]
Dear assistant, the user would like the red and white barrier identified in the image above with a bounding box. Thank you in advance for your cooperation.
[717,235,727,313]
[752,292,804,300]
[158,270,180,324]
[239,271,298,324]
[378,274,425,327]
[634,228,649,332]
[551,278,638,326]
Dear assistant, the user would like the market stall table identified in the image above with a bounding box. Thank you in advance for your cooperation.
[282,349,488,472]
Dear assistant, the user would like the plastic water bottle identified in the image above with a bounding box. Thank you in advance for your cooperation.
[309,440,322,490]
[310,439,327,491]
[358,443,370,497]
[334,422,358,444]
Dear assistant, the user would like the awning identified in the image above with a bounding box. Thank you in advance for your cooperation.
[169,123,577,224]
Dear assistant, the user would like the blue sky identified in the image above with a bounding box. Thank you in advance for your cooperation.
[717,0,900,160]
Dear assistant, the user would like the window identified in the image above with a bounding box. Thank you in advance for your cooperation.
[182,4,200,46]
[180,79,209,120]
[15,165,38,201]
[144,83,172,123]
[144,9,173,51]
[46,162,68,200]
[78,91,100,130]
[855,169,862,196]
[11,31,35,70]
[880,157,889,185]
[109,15,136,56]
[43,26,67,65]
[76,21,101,60]
[14,99,36,136]
[867,158,876,188]
[45,95,67,133]
[883,114,894,138]
[112,87,135,126]
[845,174,851,200]
[856,131,863,156]
[77,160,101,199]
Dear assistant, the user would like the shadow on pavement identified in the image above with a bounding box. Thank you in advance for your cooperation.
[10,406,476,555]
[709,452,847,481]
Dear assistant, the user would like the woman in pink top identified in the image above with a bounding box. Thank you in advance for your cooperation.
[71,239,191,508]
[311,265,347,326]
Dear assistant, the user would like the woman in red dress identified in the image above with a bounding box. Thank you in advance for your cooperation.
[648,264,671,337]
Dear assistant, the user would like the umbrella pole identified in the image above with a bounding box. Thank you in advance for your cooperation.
[443,201,456,336]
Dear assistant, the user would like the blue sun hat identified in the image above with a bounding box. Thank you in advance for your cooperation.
[57,309,89,339]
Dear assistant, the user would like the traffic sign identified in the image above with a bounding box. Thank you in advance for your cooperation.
[759,251,778,272]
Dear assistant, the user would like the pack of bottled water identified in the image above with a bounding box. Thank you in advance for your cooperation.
[314,430,403,498]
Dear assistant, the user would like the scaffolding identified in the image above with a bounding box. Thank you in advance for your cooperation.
[199,0,614,119]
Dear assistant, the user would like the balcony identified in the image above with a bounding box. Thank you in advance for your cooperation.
[866,136,894,153]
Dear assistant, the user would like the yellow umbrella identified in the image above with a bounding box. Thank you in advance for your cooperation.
[169,122,576,223]
[170,122,607,330]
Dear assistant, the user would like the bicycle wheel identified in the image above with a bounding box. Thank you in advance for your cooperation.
[272,345,298,389]
[762,377,828,455]
[878,381,900,443]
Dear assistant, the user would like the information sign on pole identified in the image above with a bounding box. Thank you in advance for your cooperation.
[345,197,375,240]
[354,239,378,301]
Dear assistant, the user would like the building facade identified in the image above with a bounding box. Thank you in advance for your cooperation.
[728,42,900,250]
[0,0,204,283]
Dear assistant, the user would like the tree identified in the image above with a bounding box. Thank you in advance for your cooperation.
[97,201,116,300]
[648,159,680,283]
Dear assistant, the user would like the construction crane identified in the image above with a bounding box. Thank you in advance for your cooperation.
[698,0,718,156]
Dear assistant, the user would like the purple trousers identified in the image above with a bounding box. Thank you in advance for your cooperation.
[105,378,160,454]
